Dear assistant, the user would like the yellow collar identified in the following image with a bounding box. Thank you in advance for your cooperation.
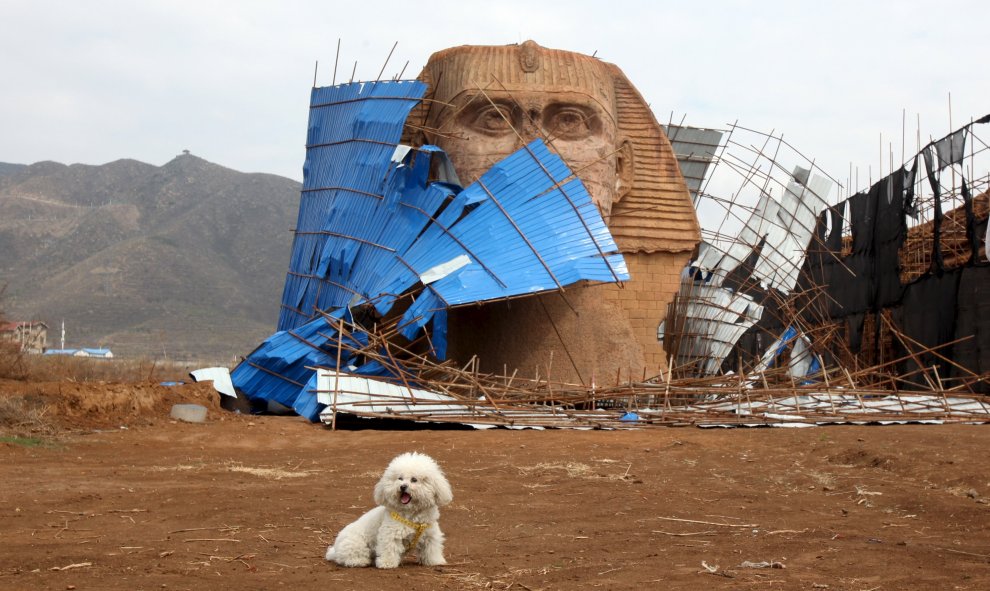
[389,510,431,552]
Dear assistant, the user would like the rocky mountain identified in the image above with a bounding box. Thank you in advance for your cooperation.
[0,153,300,360]
[0,162,26,177]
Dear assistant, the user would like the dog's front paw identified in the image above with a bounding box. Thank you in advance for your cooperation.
[375,555,401,569]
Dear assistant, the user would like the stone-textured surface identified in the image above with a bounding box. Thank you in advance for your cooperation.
[406,41,700,382]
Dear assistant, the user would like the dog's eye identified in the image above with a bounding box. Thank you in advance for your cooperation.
[411,477,418,483]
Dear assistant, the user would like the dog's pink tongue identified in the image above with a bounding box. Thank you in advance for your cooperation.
[400,492,412,504]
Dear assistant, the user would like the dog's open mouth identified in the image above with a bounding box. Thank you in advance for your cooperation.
[400,492,412,505]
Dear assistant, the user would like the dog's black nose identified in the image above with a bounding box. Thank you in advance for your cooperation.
[400,484,408,492]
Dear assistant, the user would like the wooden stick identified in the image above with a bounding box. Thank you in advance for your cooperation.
[332,318,344,431]
[652,516,758,528]
[50,562,92,571]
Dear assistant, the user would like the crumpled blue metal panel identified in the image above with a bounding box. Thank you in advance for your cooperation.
[231,307,395,421]
[236,79,630,421]
[399,140,626,306]
[231,311,340,415]
[278,80,428,331]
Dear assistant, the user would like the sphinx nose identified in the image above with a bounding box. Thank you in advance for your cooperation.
[519,108,543,141]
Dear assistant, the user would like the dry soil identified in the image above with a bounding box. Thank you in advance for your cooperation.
[1,380,988,590]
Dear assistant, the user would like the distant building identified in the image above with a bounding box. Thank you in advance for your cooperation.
[0,321,48,354]
[76,348,114,359]
[43,347,114,359]
[44,349,79,356]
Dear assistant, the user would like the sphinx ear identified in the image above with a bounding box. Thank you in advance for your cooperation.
[402,67,433,147]
[614,138,635,204]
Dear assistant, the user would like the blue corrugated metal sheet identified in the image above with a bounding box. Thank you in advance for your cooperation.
[234,80,629,421]
[230,308,397,421]
[43,349,78,356]
[278,80,429,331]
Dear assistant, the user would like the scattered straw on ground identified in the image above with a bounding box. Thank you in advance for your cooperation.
[516,461,634,481]
[225,463,318,480]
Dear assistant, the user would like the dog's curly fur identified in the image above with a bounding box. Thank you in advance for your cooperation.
[325,452,453,568]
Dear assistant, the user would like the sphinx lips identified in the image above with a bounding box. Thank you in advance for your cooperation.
[400,492,412,504]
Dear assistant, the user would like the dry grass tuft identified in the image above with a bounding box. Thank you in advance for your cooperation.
[15,355,195,383]
[0,289,27,380]
[0,329,28,381]
[437,566,552,590]
[518,461,596,478]
[517,461,634,481]
[225,462,318,480]
[0,395,56,439]
[148,464,206,473]
[146,462,319,480]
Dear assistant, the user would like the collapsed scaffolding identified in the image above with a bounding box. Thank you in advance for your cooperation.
[228,73,990,429]
[663,115,990,397]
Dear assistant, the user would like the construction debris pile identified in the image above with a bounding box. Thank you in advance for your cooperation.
[226,55,989,429]
[669,119,989,384]
[230,79,629,423]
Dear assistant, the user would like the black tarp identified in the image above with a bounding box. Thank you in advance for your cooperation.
[710,120,990,382]
[922,145,946,274]
[952,265,990,392]
[960,177,979,263]
[831,191,875,320]
[873,170,907,308]
[892,269,962,388]
[825,204,846,318]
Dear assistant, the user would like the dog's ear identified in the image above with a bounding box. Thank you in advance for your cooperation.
[373,470,390,506]
[431,473,453,507]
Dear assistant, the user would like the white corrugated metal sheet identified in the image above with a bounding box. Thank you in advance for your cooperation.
[662,124,724,203]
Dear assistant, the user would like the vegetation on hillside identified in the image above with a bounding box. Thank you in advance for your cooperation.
[0,286,27,380]
[0,154,299,359]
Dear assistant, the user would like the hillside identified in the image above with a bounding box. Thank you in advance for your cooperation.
[0,162,26,177]
[0,154,300,360]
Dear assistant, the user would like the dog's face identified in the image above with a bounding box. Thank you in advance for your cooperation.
[373,452,453,512]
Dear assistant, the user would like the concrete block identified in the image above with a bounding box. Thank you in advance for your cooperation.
[170,403,208,423]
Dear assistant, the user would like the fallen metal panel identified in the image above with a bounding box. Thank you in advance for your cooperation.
[696,167,831,295]
[310,365,990,428]
[751,168,831,293]
[673,280,762,374]
[234,80,629,421]
[190,367,236,398]
[316,369,469,415]
[662,124,724,203]
[278,80,429,331]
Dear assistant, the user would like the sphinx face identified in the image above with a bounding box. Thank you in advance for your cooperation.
[431,88,622,219]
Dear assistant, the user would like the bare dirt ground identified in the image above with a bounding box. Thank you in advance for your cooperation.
[1,379,989,590]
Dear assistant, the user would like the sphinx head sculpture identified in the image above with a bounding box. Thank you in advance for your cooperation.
[412,40,633,220]
[405,41,700,383]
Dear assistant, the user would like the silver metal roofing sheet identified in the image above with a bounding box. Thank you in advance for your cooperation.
[662,124,724,201]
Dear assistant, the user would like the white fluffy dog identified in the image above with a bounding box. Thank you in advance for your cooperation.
[325,452,453,569]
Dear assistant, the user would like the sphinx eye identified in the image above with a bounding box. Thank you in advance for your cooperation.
[546,106,595,140]
[465,103,515,136]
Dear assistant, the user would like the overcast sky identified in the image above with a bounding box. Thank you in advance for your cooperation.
[2,0,987,201]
